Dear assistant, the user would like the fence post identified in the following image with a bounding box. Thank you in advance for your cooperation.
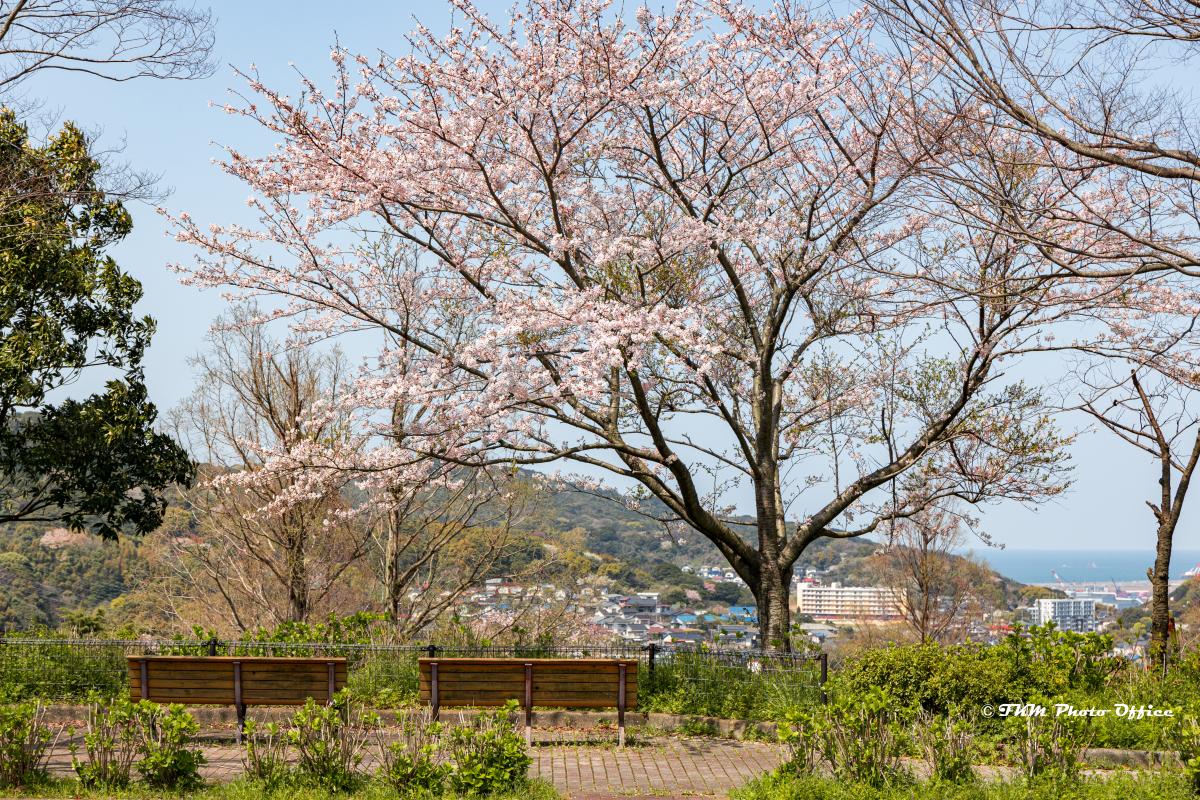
[646,642,657,685]
[426,644,438,659]
[819,651,828,704]
[207,637,218,657]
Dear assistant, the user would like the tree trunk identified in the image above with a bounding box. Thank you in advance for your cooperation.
[1149,521,1174,671]
[757,559,793,651]
[286,529,310,623]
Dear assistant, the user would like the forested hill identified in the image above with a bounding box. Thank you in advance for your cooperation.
[0,477,1042,632]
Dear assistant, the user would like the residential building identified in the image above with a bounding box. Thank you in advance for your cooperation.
[795,583,902,620]
[1033,598,1097,633]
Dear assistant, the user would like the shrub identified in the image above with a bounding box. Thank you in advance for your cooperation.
[1004,700,1093,783]
[831,626,1119,721]
[641,650,821,720]
[777,687,910,788]
[243,719,291,790]
[287,692,377,791]
[134,701,205,790]
[0,702,56,788]
[377,710,449,795]
[70,695,140,788]
[446,701,531,795]
[915,709,976,784]
[1171,705,1200,796]
[729,771,1193,800]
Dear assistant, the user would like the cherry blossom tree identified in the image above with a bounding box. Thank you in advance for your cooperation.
[174,0,1138,649]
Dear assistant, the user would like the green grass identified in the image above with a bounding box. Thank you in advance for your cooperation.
[0,777,562,799]
[730,772,1193,800]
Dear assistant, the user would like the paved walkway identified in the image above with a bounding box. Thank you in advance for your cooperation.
[41,735,787,798]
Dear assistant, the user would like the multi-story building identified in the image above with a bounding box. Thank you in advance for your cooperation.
[1033,598,1097,632]
[795,583,902,620]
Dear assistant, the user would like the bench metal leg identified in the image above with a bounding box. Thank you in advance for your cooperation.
[233,661,245,744]
[524,663,533,747]
[618,663,626,748]
[430,662,439,722]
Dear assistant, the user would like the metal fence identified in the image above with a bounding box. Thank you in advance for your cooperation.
[0,638,826,718]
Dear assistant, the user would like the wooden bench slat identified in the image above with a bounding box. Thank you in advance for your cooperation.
[418,680,632,694]
[418,660,634,671]
[130,664,347,675]
[132,678,338,691]
[420,687,637,701]
[423,697,638,709]
[126,656,348,663]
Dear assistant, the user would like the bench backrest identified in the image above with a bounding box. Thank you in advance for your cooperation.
[418,658,638,709]
[127,656,348,706]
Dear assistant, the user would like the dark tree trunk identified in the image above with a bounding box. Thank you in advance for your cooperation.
[1149,521,1174,671]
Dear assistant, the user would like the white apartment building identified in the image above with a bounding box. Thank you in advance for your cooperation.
[795,583,902,620]
[1033,598,1097,633]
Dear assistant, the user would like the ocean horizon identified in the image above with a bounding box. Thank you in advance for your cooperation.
[963,548,1200,585]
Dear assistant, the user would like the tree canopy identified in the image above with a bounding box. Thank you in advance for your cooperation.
[0,110,193,537]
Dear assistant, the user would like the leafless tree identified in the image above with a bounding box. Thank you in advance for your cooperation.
[0,0,213,94]
[165,307,371,631]
[1077,365,1200,668]
[367,466,537,640]
[872,506,994,643]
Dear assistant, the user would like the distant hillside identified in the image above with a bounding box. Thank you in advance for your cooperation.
[526,482,1039,608]
[0,474,1040,632]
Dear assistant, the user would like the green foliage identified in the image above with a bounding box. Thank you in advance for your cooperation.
[777,688,911,788]
[70,696,139,788]
[1170,705,1200,795]
[133,702,204,790]
[445,702,531,796]
[1002,700,1094,784]
[0,111,194,539]
[236,613,390,648]
[286,693,377,791]
[831,626,1118,720]
[915,709,977,784]
[0,638,125,703]
[641,650,822,720]
[241,720,290,791]
[376,713,449,795]
[730,771,1193,800]
[0,775,565,798]
[0,702,54,788]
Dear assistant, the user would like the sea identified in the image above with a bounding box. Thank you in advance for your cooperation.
[963,548,1200,586]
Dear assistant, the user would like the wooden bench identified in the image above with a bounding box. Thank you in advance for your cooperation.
[418,657,638,746]
[127,656,348,740]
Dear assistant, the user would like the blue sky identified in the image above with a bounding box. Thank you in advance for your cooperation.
[19,1,1195,553]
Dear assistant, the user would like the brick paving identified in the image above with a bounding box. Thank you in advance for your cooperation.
[39,733,787,798]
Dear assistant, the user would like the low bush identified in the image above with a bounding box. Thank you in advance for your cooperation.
[914,709,977,784]
[777,688,911,788]
[1002,702,1094,783]
[0,701,56,788]
[70,696,140,789]
[287,693,378,791]
[730,771,1192,800]
[641,651,821,720]
[241,719,290,790]
[376,709,449,795]
[133,702,205,790]
[831,626,1119,722]
[445,701,531,796]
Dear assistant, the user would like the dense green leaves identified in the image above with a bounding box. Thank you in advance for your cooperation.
[0,110,192,537]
